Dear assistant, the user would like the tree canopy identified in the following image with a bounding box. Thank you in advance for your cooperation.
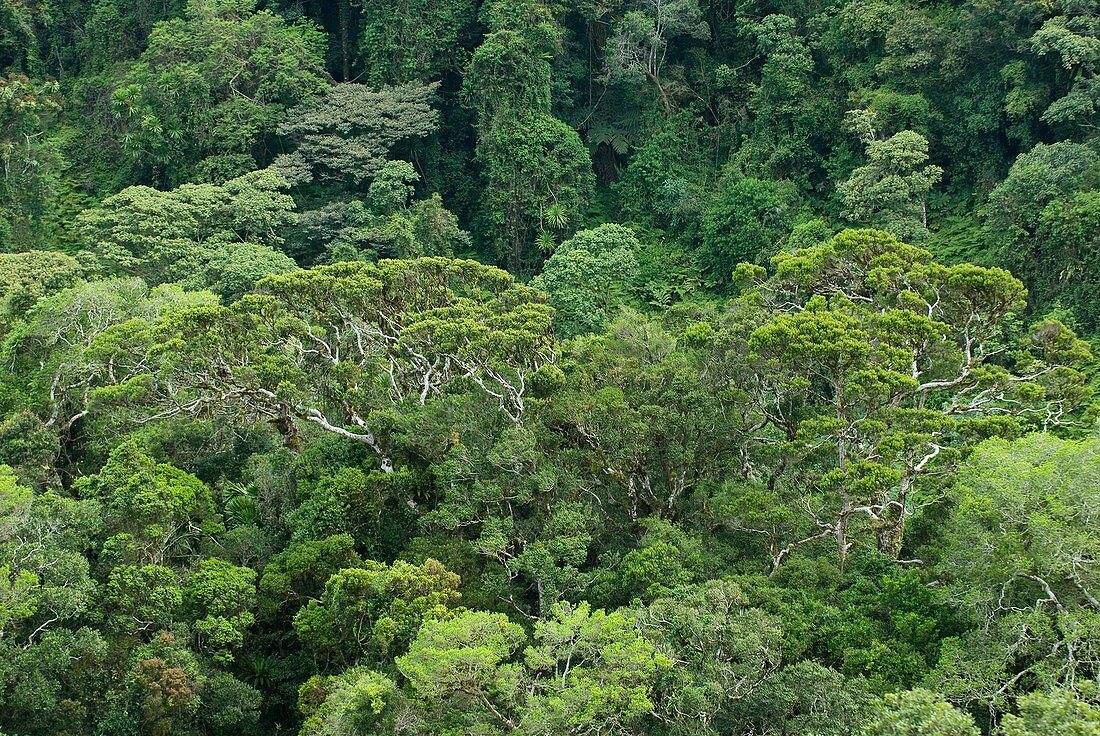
[2,1,1100,734]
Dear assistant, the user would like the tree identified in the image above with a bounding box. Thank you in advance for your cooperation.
[735,15,822,181]
[200,670,262,736]
[476,111,594,274]
[1000,690,1100,736]
[532,224,639,338]
[548,312,751,521]
[275,83,439,188]
[80,0,187,68]
[396,603,670,735]
[510,502,595,618]
[93,259,556,465]
[0,2,46,72]
[466,0,595,272]
[271,80,472,264]
[605,0,710,112]
[0,466,99,644]
[358,0,475,85]
[862,689,980,736]
[731,661,871,735]
[700,175,799,283]
[620,520,703,600]
[0,628,111,736]
[397,610,525,733]
[734,229,1091,569]
[102,564,182,638]
[298,667,403,736]
[0,279,213,439]
[74,442,220,565]
[193,240,297,302]
[0,74,63,251]
[933,434,1100,709]
[464,0,558,121]
[419,421,588,620]
[75,168,297,286]
[985,142,1100,328]
[184,558,257,663]
[292,164,470,263]
[986,143,1099,239]
[522,601,671,736]
[638,579,784,732]
[125,634,204,736]
[1033,191,1100,329]
[0,250,81,320]
[110,0,328,184]
[1029,6,1100,132]
[293,558,460,666]
[838,128,942,243]
[258,533,360,617]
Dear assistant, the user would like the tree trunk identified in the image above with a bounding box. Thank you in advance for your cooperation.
[837,501,850,573]
[339,0,351,81]
[836,410,850,573]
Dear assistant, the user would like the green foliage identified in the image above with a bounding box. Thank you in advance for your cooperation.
[396,602,669,735]
[638,579,783,730]
[110,0,328,184]
[532,223,640,337]
[75,442,220,563]
[84,259,556,464]
[838,129,943,243]
[700,175,800,283]
[276,83,439,188]
[738,229,1091,570]
[1029,6,1100,132]
[1000,690,1100,736]
[0,73,63,250]
[733,661,872,735]
[75,168,297,286]
[293,558,460,665]
[3,2,1100,734]
[862,688,980,736]
[298,667,401,736]
[476,111,595,273]
[0,466,99,641]
[466,0,594,272]
[185,558,257,663]
[0,249,82,319]
[0,277,214,434]
[934,434,1100,708]
[103,564,182,636]
[523,601,672,735]
[604,0,709,112]
[396,609,525,731]
[259,534,360,617]
[986,142,1100,330]
[358,0,475,85]
[194,240,298,302]
[620,519,703,599]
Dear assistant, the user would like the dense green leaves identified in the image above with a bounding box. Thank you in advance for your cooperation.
[294,558,460,666]
[862,689,980,736]
[532,224,640,337]
[276,83,439,188]
[734,228,1090,569]
[2,1,1100,735]
[0,74,62,250]
[111,0,328,183]
[75,169,297,287]
[934,434,1100,708]
[838,129,942,243]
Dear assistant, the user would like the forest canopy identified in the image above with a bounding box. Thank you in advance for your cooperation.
[1,0,1100,734]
